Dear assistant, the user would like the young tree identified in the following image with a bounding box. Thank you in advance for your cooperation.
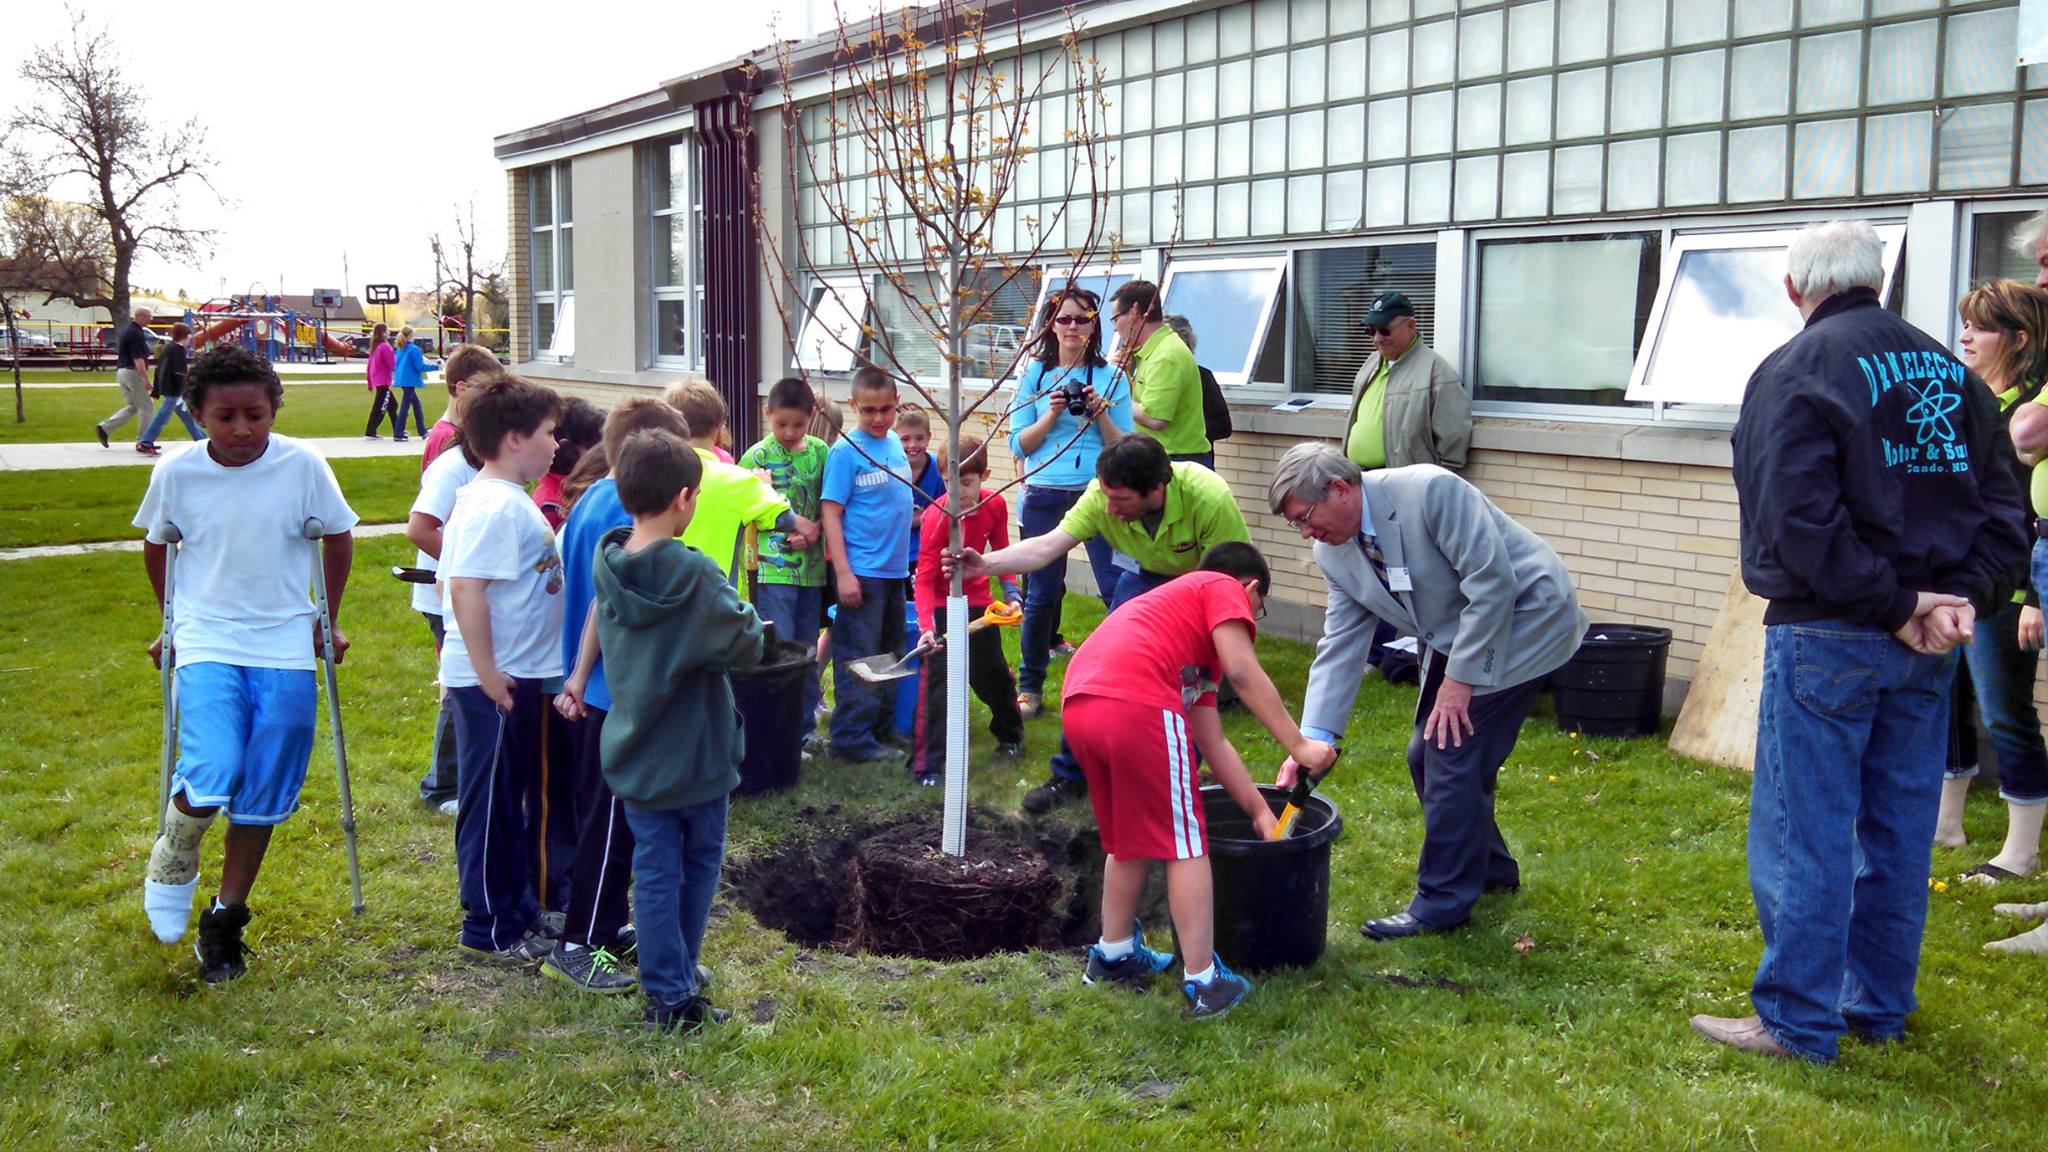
[2,12,216,327]
[756,0,1130,854]
[432,201,503,351]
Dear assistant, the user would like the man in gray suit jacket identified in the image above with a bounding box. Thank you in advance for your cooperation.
[1271,443,1587,939]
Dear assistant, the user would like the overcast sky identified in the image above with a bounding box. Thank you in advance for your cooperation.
[0,1,846,304]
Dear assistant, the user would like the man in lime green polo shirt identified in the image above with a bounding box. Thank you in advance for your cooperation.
[949,434,1249,813]
[1109,280,1213,467]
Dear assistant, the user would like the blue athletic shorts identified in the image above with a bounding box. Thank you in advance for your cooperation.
[172,662,318,826]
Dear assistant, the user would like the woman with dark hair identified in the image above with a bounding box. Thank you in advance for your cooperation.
[1940,279,2048,905]
[364,322,399,438]
[1006,286,1133,721]
[534,397,606,531]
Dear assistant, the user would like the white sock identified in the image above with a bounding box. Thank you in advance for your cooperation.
[143,805,215,943]
[1984,920,2048,955]
[1096,935,1133,960]
[1184,962,1215,985]
[1988,801,2046,876]
[1936,777,1971,848]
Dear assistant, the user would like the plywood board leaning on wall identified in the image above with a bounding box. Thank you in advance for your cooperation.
[1668,566,1765,771]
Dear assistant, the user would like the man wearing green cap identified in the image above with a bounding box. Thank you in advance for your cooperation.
[1342,292,1470,473]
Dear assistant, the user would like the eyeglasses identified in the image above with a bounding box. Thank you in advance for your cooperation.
[1255,601,1268,621]
[1108,309,1130,324]
[1364,326,1394,338]
[1052,313,1096,326]
[1284,505,1318,531]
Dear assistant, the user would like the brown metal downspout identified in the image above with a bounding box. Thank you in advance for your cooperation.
[696,91,760,455]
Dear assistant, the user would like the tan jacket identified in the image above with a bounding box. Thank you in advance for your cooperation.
[1342,341,1472,471]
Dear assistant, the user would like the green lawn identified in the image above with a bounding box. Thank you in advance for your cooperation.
[1,379,445,444]
[0,456,423,549]
[2,536,2043,1148]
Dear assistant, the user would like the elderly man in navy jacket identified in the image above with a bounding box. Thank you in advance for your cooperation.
[1691,221,2028,1064]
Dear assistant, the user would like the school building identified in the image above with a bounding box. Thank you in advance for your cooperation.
[494,0,2048,710]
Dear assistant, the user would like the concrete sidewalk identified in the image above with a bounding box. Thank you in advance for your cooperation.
[0,435,424,471]
[0,520,408,563]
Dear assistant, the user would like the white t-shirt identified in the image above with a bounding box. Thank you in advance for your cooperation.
[131,436,360,672]
[438,477,565,686]
[409,447,481,615]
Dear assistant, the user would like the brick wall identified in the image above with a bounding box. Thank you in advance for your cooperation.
[506,168,530,364]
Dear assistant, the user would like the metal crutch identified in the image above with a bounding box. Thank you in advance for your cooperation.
[155,523,182,839]
[303,517,365,916]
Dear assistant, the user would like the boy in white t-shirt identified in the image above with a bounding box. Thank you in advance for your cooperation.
[134,344,359,985]
[440,374,566,962]
[405,441,481,813]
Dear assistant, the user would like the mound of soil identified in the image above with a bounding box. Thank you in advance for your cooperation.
[844,820,1061,961]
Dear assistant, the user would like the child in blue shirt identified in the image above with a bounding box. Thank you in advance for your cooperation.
[821,366,914,764]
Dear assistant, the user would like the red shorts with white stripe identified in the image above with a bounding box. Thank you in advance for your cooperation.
[1064,694,1206,861]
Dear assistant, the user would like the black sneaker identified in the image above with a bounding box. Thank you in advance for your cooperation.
[1021,774,1087,815]
[461,929,553,965]
[613,924,637,963]
[834,745,909,767]
[94,424,110,448]
[535,910,566,939]
[995,742,1024,758]
[1182,956,1252,1020]
[643,993,731,1032]
[1082,920,1175,989]
[194,902,252,985]
[542,943,638,993]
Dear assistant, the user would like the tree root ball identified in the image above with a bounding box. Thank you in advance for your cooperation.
[843,820,1061,961]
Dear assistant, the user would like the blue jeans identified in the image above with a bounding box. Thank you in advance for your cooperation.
[755,582,823,719]
[1956,598,2048,802]
[1169,451,1215,470]
[1046,567,1176,782]
[1018,486,1119,695]
[1748,620,1955,1061]
[138,396,203,445]
[623,795,729,1007]
[828,576,905,760]
[395,387,427,437]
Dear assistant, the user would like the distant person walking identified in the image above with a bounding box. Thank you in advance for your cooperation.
[94,307,156,448]
[391,326,437,441]
[135,322,201,455]
[364,323,399,438]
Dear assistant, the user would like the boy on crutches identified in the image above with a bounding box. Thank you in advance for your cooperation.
[135,344,357,985]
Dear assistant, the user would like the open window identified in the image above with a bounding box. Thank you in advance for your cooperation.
[546,294,576,359]
[1159,256,1288,388]
[793,276,871,374]
[1626,224,1905,406]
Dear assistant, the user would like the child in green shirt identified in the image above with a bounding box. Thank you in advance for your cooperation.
[738,377,832,724]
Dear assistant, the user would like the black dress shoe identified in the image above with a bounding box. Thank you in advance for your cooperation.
[1360,911,1451,940]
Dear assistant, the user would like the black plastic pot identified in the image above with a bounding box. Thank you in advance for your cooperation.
[1200,784,1344,972]
[1552,623,1672,737]
[732,640,816,796]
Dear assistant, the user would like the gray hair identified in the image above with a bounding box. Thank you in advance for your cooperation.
[1162,312,1197,353]
[1269,441,1362,514]
[1786,220,1884,301]
[2012,211,2048,261]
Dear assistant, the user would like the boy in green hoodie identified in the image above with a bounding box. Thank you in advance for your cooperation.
[559,427,767,1031]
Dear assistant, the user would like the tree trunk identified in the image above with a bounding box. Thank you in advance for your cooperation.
[941,245,969,857]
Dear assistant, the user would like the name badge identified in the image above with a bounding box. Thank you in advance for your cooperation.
[1387,566,1414,592]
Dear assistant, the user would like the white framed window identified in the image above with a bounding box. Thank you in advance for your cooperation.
[648,138,699,367]
[1471,232,1660,407]
[1035,263,1142,366]
[528,162,573,361]
[1159,255,1287,387]
[794,275,872,374]
[1288,241,1438,395]
[1627,224,1905,407]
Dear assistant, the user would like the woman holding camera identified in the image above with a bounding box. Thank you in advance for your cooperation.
[1008,286,1134,721]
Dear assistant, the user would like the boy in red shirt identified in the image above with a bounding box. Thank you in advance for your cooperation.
[1062,541,1336,1019]
[912,436,1023,785]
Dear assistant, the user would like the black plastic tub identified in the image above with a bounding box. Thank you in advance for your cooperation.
[1200,784,1344,972]
[1552,623,1672,738]
[732,640,816,796]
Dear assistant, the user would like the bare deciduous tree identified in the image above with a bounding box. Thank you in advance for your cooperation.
[754,0,1140,854]
[3,12,217,325]
[431,200,503,350]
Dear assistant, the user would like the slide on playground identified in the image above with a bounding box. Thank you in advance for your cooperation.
[193,315,361,358]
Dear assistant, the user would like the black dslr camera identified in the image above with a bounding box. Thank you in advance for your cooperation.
[1052,376,1092,416]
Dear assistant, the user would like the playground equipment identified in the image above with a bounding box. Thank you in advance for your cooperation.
[188,296,362,362]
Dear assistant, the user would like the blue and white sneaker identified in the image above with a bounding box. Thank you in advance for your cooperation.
[1182,955,1252,1020]
[1082,919,1176,989]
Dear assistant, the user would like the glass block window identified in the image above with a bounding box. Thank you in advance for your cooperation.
[1474,232,1659,405]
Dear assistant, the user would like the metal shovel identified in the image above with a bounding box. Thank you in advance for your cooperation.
[844,600,1022,684]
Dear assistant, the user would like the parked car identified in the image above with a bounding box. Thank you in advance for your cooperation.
[0,329,55,356]
[95,325,168,352]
